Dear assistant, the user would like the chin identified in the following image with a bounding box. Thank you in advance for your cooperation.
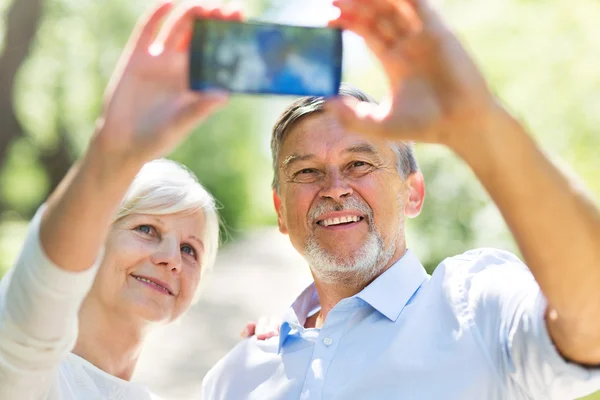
[126,298,175,324]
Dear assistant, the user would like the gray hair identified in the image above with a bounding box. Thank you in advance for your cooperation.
[115,159,220,279]
[270,83,419,193]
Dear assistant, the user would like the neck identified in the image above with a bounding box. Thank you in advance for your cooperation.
[73,298,151,381]
[307,243,407,329]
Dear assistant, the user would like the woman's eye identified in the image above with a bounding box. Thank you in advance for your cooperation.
[136,225,154,235]
[181,244,196,258]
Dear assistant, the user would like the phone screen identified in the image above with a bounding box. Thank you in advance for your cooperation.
[189,19,343,96]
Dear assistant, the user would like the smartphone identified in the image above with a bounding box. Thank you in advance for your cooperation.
[189,19,343,96]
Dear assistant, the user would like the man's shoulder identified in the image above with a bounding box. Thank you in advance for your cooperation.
[202,336,280,396]
[426,248,535,307]
[432,247,528,278]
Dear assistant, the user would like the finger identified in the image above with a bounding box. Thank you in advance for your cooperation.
[330,12,389,58]
[406,0,436,25]
[256,332,277,341]
[255,316,269,335]
[241,321,257,338]
[159,5,245,52]
[170,91,229,136]
[156,4,206,51]
[331,2,391,57]
[255,316,280,335]
[130,1,174,52]
[256,318,280,340]
[325,97,390,138]
[203,5,244,20]
[333,0,417,41]
[364,0,412,42]
[226,9,243,20]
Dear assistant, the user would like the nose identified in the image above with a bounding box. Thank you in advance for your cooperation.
[150,236,182,273]
[320,170,353,201]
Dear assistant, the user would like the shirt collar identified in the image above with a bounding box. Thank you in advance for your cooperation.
[278,283,321,353]
[356,249,428,322]
[278,249,428,352]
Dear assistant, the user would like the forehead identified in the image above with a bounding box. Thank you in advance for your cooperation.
[280,112,390,161]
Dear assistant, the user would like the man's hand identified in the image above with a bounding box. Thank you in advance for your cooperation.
[327,0,600,365]
[327,0,499,148]
[94,2,240,167]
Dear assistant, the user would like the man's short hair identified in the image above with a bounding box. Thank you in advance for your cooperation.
[270,83,419,193]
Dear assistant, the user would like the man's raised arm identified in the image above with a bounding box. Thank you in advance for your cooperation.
[327,0,600,365]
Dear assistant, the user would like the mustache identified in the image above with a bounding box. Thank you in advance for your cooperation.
[309,197,373,223]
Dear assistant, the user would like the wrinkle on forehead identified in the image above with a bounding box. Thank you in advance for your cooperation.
[279,113,396,173]
[281,140,386,171]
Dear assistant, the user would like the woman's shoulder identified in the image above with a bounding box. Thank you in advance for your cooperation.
[58,354,161,400]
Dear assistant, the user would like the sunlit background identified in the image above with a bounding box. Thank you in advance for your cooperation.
[0,0,598,398]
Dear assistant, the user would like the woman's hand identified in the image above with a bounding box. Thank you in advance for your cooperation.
[241,317,281,341]
[93,1,241,167]
[40,2,241,273]
[327,0,500,149]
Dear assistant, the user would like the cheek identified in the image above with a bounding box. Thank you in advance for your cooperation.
[111,239,152,272]
[284,186,318,224]
[356,177,404,217]
[180,267,202,300]
[92,239,151,296]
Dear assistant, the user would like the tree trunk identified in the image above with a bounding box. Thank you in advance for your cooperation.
[0,0,44,162]
[0,0,45,215]
[39,126,73,198]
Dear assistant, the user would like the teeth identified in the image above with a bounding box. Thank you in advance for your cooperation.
[133,276,170,294]
[321,216,362,227]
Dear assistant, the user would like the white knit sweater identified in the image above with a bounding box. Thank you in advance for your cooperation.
[0,208,160,399]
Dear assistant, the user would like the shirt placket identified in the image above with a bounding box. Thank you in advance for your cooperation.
[300,298,359,400]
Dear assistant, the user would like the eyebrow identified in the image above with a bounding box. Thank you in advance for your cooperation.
[187,235,205,251]
[282,153,315,170]
[281,143,381,170]
[152,217,166,227]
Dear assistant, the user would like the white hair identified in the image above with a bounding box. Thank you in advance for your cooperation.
[115,159,220,277]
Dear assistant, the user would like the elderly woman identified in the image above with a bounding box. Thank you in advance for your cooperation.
[0,3,266,399]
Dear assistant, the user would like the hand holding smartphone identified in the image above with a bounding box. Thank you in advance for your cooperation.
[189,19,343,96]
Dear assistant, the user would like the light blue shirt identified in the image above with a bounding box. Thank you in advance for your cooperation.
[202,249,600,399]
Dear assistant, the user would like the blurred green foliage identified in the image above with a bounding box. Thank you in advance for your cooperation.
[0,0,599,397]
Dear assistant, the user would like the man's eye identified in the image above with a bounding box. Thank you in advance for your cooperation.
[136,225,155,235]
[350,161,370,169]
[288,168,322,183]
[181,244,197,259]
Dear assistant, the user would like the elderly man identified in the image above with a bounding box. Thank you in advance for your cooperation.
[203,0,600,398]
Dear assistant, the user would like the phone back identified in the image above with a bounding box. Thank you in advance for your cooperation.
[190,19,343,97]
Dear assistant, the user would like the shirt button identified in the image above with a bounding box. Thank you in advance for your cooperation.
[323,337,333,346]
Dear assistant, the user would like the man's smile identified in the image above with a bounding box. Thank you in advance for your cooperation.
[315,211,367,230]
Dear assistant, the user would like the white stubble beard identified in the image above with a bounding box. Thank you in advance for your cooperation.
[304,195,405,287]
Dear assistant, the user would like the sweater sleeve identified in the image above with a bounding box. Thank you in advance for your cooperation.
[0,205,103,399]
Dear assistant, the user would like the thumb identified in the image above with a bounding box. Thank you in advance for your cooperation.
[173,91,229,131]
[325,97,389,137]
[407,0,442,29]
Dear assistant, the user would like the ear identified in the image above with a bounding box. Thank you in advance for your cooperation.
[272,189,288,235]
[404,171,425,219]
